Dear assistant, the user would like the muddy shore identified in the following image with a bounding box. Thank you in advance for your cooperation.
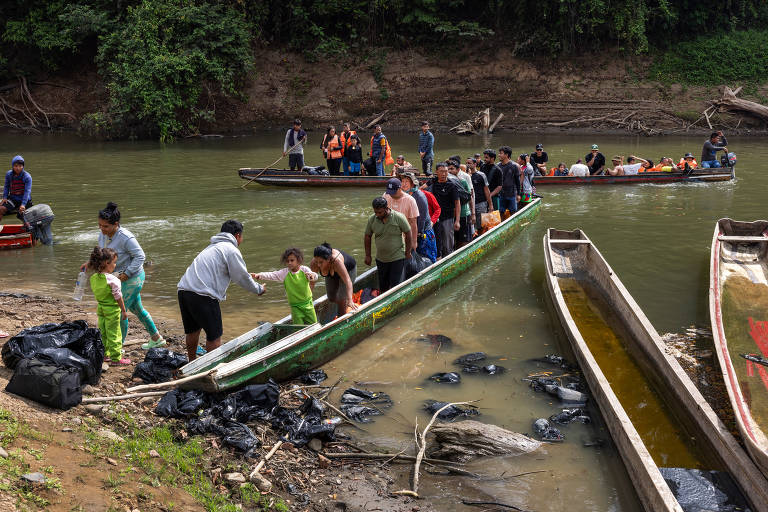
[3,49,768,138]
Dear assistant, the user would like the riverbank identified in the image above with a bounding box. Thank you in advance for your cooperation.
[4,49,768,138]
[0,293,440,512]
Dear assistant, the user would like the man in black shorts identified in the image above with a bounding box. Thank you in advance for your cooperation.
[177,220,266,360]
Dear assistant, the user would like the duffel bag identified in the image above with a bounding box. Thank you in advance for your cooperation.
[5,357,82,410]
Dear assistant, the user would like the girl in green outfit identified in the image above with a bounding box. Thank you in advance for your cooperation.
[253,248,318,325]
[88,247,130,365]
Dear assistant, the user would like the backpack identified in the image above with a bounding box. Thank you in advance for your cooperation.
[449,176,471,205]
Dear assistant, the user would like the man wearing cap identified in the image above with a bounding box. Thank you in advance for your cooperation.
[283,119,307,171]
[0,155,32,222]
[584,144,606,175]
[401,172,437,263]
[364,197,412,293]
[531,144,549,176]
[383,178,419,250]
[418,121,435,176]
[678,153,698,171]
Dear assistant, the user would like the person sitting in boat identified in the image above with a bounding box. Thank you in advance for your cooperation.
[0,155,32,222]
[283,119,307,171]
[569,159,589,177]
[554,162,569,176]
[177,220,266,361]
[585,144,606,175]
[653,157,679,172]
[344,135,363,176]
[701,131,727,168]
[311,242,357,316]
[364,196,412,293]
[606,155,649,176]
[531,144,548,176]
[677,153,698,172]
[253,248,318,325]
[391,155,414,177]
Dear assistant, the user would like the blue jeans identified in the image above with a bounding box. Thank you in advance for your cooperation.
[288,153,304,171]
[345,162,361,176]
[375,159,384,176]
[701,160,721,168]
[499,196,517,216]
[342,157,350,174]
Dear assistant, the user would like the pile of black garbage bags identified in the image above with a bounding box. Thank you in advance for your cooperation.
[155,379,337,457]
[1,321,104,410]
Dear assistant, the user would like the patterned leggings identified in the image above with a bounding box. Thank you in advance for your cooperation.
[120,270,158,342]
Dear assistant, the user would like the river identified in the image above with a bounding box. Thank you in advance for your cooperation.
[1,131,765,510]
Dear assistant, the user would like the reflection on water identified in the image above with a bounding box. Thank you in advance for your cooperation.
[1,131,767,510]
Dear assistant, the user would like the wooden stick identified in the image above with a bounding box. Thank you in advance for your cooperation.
[82,391,167,404]
[488,113,504,133]
[241,139,303,189]
[249,440,283,480]
[324,452,461,465]
[125,366,218,393]
[461,499,528,511]
[365,110,389,129]
[704,107,713,130]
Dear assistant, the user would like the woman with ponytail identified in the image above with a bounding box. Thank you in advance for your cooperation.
[82,202,164,350]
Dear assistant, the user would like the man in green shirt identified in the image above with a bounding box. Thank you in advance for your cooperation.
[364,196,413,293]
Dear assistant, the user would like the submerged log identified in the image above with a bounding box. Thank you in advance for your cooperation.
[714,86,768,121]
[428,420,541,462]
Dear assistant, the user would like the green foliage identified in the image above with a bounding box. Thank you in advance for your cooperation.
[95,0,253,141]
[650,29,768,85]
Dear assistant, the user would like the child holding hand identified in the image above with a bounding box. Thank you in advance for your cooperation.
[252,248,318,325]
[88,247,129,364]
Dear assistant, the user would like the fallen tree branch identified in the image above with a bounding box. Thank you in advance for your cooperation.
[323,452,462,465]
[712,86,768,121]
[81,391,167,403]
[461,499,530,511]
[365,110,389,129]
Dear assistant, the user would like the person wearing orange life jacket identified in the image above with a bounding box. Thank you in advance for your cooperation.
[321,126,344,175]
[369,124,393,176]
[339,122,357,175]
[678,153,698,173]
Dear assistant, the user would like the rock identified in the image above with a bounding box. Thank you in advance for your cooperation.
[250,472,272,492]
[106,457,118,466]
[21,472,46,484]
[225,472,246,484]
[85,404,104,415]
[317,454,330,469]
[70,417,82,425]
[138,397,155,405]
[429,420,541,462]
[96,429,124,443]
[102,362,110,372]
[0,446,8,458]
[82,384,98,395]
[148,449,160,458]
[61,427,73,432]
[308,438,323,452]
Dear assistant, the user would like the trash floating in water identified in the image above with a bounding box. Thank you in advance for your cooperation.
[453,352,486,365]
[132,348,188,384]
[341,405,382,423]
[533,354,576,370]
[424,400,479,421]
[413,333,453,349]
[339,387,391,423]
[300,369,328,384]
[549,408,590,425]
[462,364,506,375]
[740,353,768,367]
[659,467,752,512]
[428,372,461,384]
[532,418,564,442]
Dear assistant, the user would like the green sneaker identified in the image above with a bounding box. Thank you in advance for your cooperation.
[141,336,167,350]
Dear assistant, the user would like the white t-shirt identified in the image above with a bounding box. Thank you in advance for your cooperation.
[570,163,589,176]
[622,163,643,175]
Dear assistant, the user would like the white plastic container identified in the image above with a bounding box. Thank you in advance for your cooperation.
[73,271,86,301]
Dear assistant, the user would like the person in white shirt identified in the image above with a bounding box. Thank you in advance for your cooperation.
[569,159,590,177]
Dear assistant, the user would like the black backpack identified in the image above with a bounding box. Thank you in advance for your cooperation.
[449,176,472,205]
[6,357,82,410]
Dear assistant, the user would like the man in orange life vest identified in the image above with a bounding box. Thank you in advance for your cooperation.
[0,155,32,222]
[339,122,357,175]
[369,125,393,176]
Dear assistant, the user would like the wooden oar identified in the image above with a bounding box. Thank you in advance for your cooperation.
[241,138,304,189]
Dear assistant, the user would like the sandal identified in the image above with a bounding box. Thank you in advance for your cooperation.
[113,358,132,365]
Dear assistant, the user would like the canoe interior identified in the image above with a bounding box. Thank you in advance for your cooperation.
[546,228,758,512]
[182,198,541,391]
[534,167,734,185]
[713,218,768,475]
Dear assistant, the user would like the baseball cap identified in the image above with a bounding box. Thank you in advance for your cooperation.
[591,144,599,150]
[536,144,543,150]
[684,152,694,158]
[385,178,401,195]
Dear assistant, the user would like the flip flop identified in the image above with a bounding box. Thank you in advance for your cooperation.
[0,330,8,338]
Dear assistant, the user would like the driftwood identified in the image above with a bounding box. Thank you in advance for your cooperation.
[81,391,167,404]
[489,113,504,133]
[451,108,501,135]
[365,110,390,129]
[545,109,661,135]
[713,86,768,121]
[324,452,461,466]
[429,420,541,462]
[248,440,283,491]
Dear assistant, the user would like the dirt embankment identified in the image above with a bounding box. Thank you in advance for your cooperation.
[4,48,768,137]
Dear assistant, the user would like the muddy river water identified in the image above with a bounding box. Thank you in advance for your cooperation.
[1,131,767,510]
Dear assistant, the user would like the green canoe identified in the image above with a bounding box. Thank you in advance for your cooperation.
[173,198,541,392]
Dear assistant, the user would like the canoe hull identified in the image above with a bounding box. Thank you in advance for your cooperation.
[545,228,768,512]
[239,167,735,187]
[185,199,541,391]
[709,218,768,479]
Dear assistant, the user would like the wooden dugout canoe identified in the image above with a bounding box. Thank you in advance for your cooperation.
[238,167,734,187]
[0,224,33,250]
[173,198,541,392]
[709,218,768,478]
[544,228,768,512]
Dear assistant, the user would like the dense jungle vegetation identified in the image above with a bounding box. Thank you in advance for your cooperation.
[2,0,767,140]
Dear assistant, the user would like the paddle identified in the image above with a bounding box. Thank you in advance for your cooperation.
[241,138,305,189]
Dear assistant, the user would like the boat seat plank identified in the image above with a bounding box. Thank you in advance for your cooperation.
[718,236,768,242]
[549,239,591,244]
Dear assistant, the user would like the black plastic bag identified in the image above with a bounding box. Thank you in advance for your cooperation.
[454,352,486,365]
[36,347,98,384]
[271,397,336,447]
[132,349,188,384]
[340,388,392,406]
[423,400,479,421]
[155,389,208,418]
[213,381,280,422]
[1,321,103,385]
[340,405,382,423]
[532,418,564,442]
[659,468,750,512]
[300,369,328,385]
[213,420,261,458]
[404,250,432,279]
[428,372,461,384]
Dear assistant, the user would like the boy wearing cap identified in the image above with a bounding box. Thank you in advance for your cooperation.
[383,178,419,249]
[584,144,606,175]
[0,155,32,222]
[364,197,412,293]
[531,144,548,176]
[678,153,698,171]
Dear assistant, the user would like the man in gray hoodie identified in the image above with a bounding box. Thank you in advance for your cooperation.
[177,220,266,360]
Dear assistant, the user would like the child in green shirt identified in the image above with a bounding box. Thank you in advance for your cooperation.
[253,248,318,325]
[88,247,129,364]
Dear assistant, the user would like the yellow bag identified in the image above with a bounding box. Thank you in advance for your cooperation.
[481,210,501,231]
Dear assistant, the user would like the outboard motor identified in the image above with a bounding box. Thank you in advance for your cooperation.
[23,204,54,245]
[720,151,737,168]
[301,165,327,175]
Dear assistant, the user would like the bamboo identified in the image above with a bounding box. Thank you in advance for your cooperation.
[241,139,303,189]
[81,391,167,404]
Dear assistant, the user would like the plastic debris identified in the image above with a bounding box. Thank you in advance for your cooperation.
[424,400,479,421]
[405,250,432,279]
[453,352,487,365]
[339,387,391,423]
[132,348,188,384]
[532,418,564,442]
[414,334,453,347]
[300,369,328,385]
[549,408,590,425]
[659,468,751,512]
[428,372,461,384]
